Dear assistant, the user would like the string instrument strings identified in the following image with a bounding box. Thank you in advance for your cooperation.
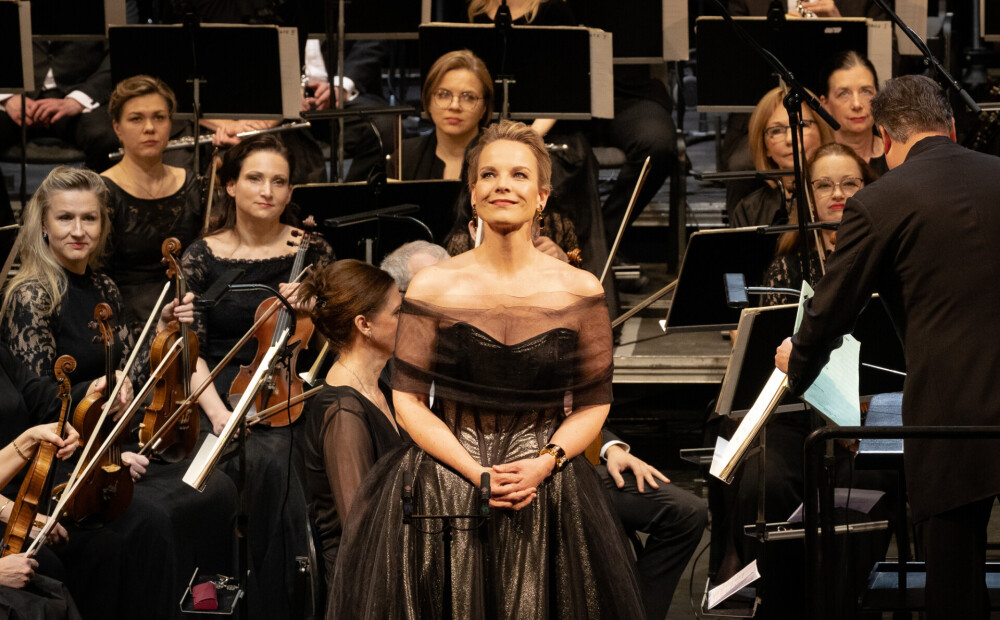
[1,355,75,557]
[228,223,317,427]
[60,303,134,524]
[29,339,184,555]
[64,284,168,488]
[136,267,313,457]
[139,238,201,462]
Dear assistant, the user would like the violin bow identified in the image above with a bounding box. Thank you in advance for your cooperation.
[600,156,651,285]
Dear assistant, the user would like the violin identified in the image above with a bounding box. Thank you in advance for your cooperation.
[139,238,201,462]
[1,355,75,557]
[228,224,315,427]
[62,303,133,524]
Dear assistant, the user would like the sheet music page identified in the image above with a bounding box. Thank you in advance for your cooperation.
[709,368,788,482]
[707,560,760,609]
[793,282,862,426]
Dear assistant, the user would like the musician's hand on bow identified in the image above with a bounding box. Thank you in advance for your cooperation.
[0,553,37,588]
[158,292,196,331]
[30,513,68,546]
[775,337,793,373]
[121,452,149,481]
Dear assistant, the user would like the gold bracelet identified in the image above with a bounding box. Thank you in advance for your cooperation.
[11,438,29,461]
[538,443,568,473]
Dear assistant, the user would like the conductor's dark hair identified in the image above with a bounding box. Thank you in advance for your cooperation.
[301,259,396,352]
[207,134,294,236]
[871,75,953,143]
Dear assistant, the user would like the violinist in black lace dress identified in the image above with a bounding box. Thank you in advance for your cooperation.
[298,260,409,609]
[330,120,642,618]
[100,75,204,335]
[181,134,333,620]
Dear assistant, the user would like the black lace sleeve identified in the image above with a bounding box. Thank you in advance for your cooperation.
[94,273,150,387]
[761,254,801,307]
[181,239,212,347]
[2,282,59,377]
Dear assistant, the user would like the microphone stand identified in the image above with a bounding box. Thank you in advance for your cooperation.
[494,0,515,121]
[706,0,841,293]
[403,472,492,619]
[869,0,981,114]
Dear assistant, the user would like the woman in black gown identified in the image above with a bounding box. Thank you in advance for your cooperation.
[330,120,642,618]
[101,75,204,335]
[181,134,333,620]
[299,260,408,614]
[0,166,235,620]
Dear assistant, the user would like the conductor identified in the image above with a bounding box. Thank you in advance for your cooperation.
[775,75,1000,619]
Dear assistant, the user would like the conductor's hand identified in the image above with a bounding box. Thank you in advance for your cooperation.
[605,445,670,493]
[0,554,37,589]
[32,97,83,127]
[775,337,793,373]
[4,96,38,127]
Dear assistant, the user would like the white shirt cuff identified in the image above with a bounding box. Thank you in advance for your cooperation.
[600,440,630,461]
[66,91,99,112]
[0,95,11,114]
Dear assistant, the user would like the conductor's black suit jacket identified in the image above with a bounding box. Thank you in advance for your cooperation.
[787,136,1000,522]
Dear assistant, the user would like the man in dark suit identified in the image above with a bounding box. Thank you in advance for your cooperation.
[776,75,1000,618]
[0,41,117,172]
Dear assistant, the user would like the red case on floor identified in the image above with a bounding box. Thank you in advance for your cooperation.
[192,582,218,610]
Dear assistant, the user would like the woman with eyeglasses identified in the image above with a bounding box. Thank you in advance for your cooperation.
[819,51,888,176]
[730,86,836,228]
[760,142,879,306]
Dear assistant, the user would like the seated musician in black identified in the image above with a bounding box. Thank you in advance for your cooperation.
[404,49,581,264]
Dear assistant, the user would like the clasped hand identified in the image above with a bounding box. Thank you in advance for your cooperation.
[482,455,556,511]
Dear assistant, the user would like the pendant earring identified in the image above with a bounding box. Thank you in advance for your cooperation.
[536,206,544,232]
[471,205,478,221]
[42,231,48,242]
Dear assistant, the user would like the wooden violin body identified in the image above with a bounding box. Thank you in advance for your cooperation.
[229,298,313,427]
[228,226,316,427]
[61,303,133,524]
[139,237,201,461]
[2,355,75,557]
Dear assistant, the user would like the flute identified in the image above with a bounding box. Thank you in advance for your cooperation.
[109,121,311,160]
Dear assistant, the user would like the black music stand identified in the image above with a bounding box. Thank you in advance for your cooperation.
[695,17,891,113]
[109,23,301,173]
[663,228,777,333]
[984,0,1000,42]
[29,0,125,40]
[0,1,34,210]
[418,23,614,121]
[291,179,462,263]
[568,0,687,64]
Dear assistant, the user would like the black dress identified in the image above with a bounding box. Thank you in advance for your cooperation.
[330,293,643,619]
[103,172,204,335]
[1,271,237,620]
[182,235,333,620]
[302,384,409,593]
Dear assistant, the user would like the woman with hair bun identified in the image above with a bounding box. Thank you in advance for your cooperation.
[299,259,406,611]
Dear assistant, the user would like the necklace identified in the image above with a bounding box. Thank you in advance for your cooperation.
[122,161,171,200]
[336,360,384,407]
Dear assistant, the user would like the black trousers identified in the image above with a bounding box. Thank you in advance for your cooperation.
[919,495,996,619]
[0,93,118,173]
[599,464,707,620]
[594,96,677,248]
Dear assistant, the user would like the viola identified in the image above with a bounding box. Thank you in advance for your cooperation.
[228,225,316,427]
[1,355,75,557]
[139,238,200,462]
[62,303,133,524]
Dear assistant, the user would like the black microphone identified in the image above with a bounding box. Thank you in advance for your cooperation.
[195,268,245,308]
[479,472,491,519]
[402,471,414,524]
